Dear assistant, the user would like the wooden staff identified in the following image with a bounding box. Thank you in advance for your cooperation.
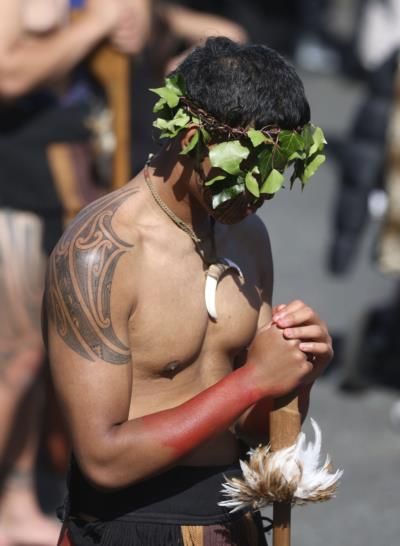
[71,8,132,189]
[269,393,301,546]
[89,44,131,189]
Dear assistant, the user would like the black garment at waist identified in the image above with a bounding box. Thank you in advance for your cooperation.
[68,458,244,526]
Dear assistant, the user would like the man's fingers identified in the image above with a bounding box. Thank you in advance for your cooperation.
[298,341,333,358]
[272,303,286,315]
[283,325,326,341]
[273,299,302,317]
[272,299,310,324]
[274,305,316,328]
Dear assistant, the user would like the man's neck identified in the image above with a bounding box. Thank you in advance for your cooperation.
[147,146,212,237]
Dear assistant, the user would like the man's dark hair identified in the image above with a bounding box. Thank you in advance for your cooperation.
[172,37,310,130]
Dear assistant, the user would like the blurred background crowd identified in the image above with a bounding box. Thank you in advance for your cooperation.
[0,1,399,545]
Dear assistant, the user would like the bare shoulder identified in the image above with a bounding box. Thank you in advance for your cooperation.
[226,214,273,307]
[45,184,141,365]
[229,213,272,254]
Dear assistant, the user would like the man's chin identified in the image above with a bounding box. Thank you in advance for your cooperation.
[203,190,253,224]
[209,197,264,224]
[210,210,249,225]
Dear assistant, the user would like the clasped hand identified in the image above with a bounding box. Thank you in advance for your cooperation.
[272,299,333,383]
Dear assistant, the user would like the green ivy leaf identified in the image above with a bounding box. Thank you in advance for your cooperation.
[211,178,245,209]
[258,146,286,179]
[153,98,166,113]
[153,109,191,138]
[153,117,168,130]
[205,174,226,186]
[150,76,184,111]
[260,169,284,194]
[302,153,326,182]
[272,146,288,170]
[165,74,185,95]
[150,86,180,108]
[279,130,304,158]
[209,141,249,175]
[180,130,199,155]
[258,149,273,180]
[172,109,190,127]
[302,124,314,154]
[245,170,260,197]
[309,127,327,156]
[288,150,306,161]
[247,129,268,147]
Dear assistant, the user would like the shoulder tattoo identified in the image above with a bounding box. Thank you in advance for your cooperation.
[46,188,138,364]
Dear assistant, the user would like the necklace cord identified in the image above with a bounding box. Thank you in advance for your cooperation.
[144,164,216,264]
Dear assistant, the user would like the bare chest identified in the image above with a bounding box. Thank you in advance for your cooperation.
[128,244,261,380]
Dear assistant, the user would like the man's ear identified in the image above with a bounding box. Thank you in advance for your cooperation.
[180,127,199,153]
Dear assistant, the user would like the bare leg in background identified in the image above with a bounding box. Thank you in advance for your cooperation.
[0,210,60,546]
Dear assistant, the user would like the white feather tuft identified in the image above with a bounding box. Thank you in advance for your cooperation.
[219,419,343,512]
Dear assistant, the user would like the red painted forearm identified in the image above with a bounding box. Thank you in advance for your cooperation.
[89,364,265,488]
[236,383,314,447]
[140,364,263,454]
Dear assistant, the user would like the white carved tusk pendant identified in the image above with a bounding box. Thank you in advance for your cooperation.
[204,258,244,320]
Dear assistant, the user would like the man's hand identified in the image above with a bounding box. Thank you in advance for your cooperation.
[272,300,333,383]
[245,323,314,398]
[235,323,316,445]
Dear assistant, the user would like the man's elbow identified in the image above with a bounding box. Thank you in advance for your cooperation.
[76,442,143,491]
[80,459,126,491]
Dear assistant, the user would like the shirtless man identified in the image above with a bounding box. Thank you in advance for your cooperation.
[45,38,333,545]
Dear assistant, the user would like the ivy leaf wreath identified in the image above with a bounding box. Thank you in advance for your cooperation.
[151,75,326,209]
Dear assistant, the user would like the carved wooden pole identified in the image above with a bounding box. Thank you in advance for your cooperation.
[269,393,301,546]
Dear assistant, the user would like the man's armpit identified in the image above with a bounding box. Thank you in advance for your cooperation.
[45,188,137,364]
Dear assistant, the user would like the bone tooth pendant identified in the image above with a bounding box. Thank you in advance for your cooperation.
[205,268,219,321]
[221,258,244,279]
[205,258,244,320]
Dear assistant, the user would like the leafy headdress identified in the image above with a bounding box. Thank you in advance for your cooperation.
[151,74,326,210]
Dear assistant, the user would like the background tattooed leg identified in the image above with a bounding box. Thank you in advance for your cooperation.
[0,210,60,546]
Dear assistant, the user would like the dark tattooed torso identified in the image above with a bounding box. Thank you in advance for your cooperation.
[46,187,138,364]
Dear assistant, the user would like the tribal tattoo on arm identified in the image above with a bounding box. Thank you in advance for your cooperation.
[45,188,138,364]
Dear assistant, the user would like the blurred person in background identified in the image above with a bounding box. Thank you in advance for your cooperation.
[329,0,400,276]
[327,0,400,391]
[0,1,150,544]
[159,1,343,72]
[293,0,341,74]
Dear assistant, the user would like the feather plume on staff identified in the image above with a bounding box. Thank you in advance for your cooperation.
[219,419,342,513]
